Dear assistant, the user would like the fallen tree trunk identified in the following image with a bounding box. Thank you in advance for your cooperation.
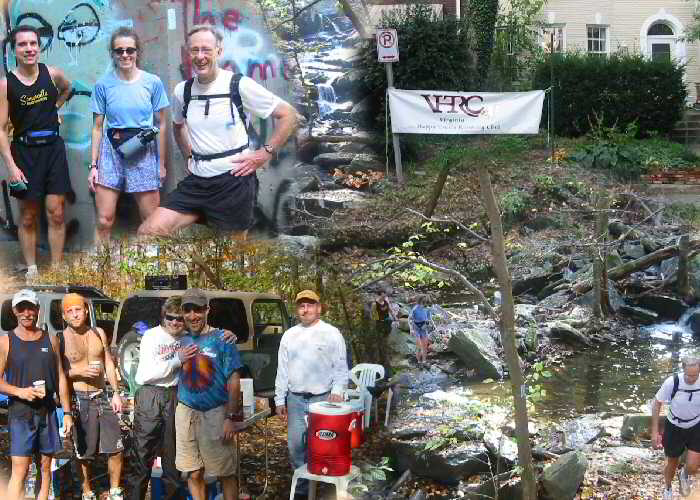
[572,239,700,295]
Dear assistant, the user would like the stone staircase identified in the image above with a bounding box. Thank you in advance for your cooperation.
[672,109,700,145]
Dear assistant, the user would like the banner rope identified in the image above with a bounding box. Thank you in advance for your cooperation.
[385,89,390,176]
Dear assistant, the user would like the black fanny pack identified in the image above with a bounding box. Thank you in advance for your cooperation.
[15,129,59,146]
[106,128,142,149]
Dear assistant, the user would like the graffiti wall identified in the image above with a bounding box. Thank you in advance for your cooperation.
[0,0,294,248]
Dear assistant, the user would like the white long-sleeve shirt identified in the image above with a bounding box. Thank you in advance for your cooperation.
[135,325,182,387]
[274,319,348,406]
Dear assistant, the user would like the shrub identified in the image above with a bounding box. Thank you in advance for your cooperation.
[361,5,475,129]
[532,53,686,137]
[501,189,530,222]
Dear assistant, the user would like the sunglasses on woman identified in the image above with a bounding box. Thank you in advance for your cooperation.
[164,314,184,322]
[112,47,137,55]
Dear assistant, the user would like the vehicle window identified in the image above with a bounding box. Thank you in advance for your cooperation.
[252,300,286,336]
[50,300,66,331]
[94,300,117,345]
[208,298,248,343]
[0,299,17,332]
[117,296,166,341]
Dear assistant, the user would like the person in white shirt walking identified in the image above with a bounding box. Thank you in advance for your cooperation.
[274,290,348,499]
[652,354,700,499]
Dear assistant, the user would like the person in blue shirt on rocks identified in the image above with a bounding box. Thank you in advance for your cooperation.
[176,288,246,500]
[409,295,432,366]
[88,27,169,245]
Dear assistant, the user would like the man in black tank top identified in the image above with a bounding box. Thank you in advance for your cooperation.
[0,289,73,499]
[0,25,73,281]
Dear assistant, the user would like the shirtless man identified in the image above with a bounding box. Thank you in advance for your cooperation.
[60,293,124,500]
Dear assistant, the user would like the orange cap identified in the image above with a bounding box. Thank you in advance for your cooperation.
[62,293,86,313]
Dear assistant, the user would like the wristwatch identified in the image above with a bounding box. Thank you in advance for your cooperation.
[226,412,240,421]
[89,163,98,170]
[262,144,275,155]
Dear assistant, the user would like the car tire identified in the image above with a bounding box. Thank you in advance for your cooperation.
[117,330,142,382]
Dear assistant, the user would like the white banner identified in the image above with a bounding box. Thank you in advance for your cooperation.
[388,89,545,134]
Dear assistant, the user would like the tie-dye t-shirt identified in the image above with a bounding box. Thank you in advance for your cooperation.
[177,329,243,411]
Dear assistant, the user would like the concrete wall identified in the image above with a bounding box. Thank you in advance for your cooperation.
[541,1,700,102]
[0,0,293,249]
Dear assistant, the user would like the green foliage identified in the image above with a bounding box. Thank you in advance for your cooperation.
[350,457,393,495]
[422,425,460,454]
[500,189,530,222]
[532,52,687,137]
[527,361,552,402]
[361,5,475,128]
[469,0,499,88]
[666,203,700,227]
[533,175,556,195]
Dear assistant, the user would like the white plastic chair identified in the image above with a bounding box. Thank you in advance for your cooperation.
[346,363,393,427]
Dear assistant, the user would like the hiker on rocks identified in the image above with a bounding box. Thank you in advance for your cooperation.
[0,289,73,500]
[410,295,433,366]
[60,293,125,500]
[127,295,237,500]
[652,354,700,499]
[370,288,397,367]
[274,290,349,499]
[138,24,297,238]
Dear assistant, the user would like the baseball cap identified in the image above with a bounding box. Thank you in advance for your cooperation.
[295,290,320,303]
[182,288,208,307]
[12,289,38,308]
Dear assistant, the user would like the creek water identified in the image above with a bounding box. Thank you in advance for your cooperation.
[465,305,700,420]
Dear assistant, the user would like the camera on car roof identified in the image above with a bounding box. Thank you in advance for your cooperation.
[144,275,187,291]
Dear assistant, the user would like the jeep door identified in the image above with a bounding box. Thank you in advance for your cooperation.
[251,299,288,393]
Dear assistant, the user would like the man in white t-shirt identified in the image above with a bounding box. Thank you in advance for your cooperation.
[652,355,700,499]
[138,24,297,237]
[274,290,348,499]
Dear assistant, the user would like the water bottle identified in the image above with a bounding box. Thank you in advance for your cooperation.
[116,127,158,158]
[25,461,37,498]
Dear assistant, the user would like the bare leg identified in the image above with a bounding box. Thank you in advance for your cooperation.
[186,469,207,500]
[220,474,238,500]
[133,190,160,222]
[18,199,39,267]
[94,185,121,246]
[137,207,198,237]
[108,452,123,489]
[687,449,700,477]
[45,194,66,266]
[665,456,680,489]
[8,456,32,499]
[37,454,52,500]
[79,460,94,496]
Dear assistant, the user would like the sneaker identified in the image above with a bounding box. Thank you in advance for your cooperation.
[679,465,692,497]
[664,487,674,500]
[109,487,124,500]
[25,265,38,282]
[82,492,97,500]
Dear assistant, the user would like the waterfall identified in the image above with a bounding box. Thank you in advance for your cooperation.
[317,83,336,116]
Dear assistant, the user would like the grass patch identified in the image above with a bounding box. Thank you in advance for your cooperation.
[666,202,700,228]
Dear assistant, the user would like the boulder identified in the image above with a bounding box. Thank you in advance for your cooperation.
[606,250,624,269]
[690,255,700,300]
[483,429,518,466]
[537,290,572,310]
[332,69,367,100]
[387,327,416,358]
[514,304,537,325]
[448,329,503,380]
[312,152,355,169]
[619,305,659,325]
[546,321,592,347]
[577,281,625,313]
[622,242,646,260]
[620,414,666,440]
[635,295,687,321]
[297,10,323,36]
[277,235,320,257]
[540,451,587,500]
[348,153,383,172]
[385,439,490,484]
[539,416,604,453]
[660,256,679,280]
[687,311,700,336]
[513,270,561,296]
[641,238,663,254]
[464,472,522,500]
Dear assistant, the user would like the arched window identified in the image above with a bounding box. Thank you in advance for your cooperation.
[648,23,674,36]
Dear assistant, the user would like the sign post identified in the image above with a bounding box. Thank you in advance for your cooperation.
[377,29,403,184]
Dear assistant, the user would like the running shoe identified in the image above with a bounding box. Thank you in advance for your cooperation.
[109,487,125,500]
[82,492,96,500]
[25,265,38,282]
[679,465,691,497]
[664,487,674,500]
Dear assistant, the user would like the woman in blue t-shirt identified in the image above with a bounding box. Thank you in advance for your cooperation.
[88,27,170,244]
[410,295,432,366]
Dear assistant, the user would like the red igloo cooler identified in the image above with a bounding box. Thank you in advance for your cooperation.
[348,398,365,448]
[307,402,355,476]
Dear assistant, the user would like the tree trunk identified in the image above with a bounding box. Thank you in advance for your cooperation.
[424,162,450,219]
[477,164,537,500]
[677,234,691,297]
[592,191,609,318]
[339,0,369,38]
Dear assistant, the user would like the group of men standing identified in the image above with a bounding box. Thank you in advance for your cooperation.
[0,287,348,500]
[0,23,297,281]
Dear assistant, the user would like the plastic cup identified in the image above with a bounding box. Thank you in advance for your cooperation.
[33,380,46,398]
[89,361,102,373]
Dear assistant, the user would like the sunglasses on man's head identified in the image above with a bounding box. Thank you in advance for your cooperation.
[112,47,137,55]
[165,314,184,322]
[182,304,206,313]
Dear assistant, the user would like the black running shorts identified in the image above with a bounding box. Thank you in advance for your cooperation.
[72,391,124,460]
[162,171,258,231]
[10,138,72,200]
[663,418,700,458]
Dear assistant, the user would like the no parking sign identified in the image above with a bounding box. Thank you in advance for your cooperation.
[377,28,399,62]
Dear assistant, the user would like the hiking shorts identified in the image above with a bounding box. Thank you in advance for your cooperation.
[9,407,61,457]
[73,391,124,460]
[97,135,161,193]
[10,138,72,200]
[161,172,257,231]
[663,419,700,458]
[175,403,237,477]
